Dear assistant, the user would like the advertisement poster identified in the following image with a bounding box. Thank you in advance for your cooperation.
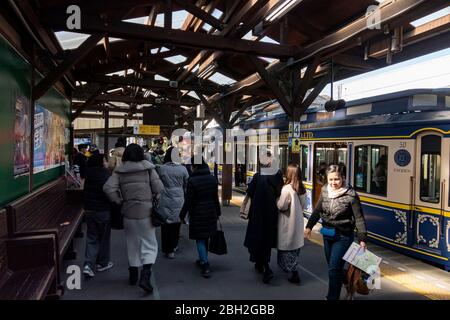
[13,95,31,177]
[33,103,67,174]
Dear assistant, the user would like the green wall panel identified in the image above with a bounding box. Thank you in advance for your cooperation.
[0,36,71,207]
[0,37,31,207]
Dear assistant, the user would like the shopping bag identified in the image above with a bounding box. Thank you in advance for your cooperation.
[208,219,227,255]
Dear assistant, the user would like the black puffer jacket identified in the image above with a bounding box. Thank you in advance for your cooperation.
[180,167,221,240]
[306,185,367,242]
[84,167,111,211]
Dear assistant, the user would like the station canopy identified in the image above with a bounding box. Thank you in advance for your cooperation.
[4,0,449,127]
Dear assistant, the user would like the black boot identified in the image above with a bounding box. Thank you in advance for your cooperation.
[262,264,274,284]
[139,264,153,293]
[129,266,138,285]
[254,263,264,274]
[288,270,301,284]
[201,262,211,278]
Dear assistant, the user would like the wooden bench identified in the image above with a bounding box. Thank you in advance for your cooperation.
[0,210,58,300]
[6,177,84,290]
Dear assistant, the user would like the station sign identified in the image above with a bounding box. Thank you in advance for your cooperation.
[133,124,160,136]
[289,121,301,138]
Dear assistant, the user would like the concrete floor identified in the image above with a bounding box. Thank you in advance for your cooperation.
[60,192,438,300]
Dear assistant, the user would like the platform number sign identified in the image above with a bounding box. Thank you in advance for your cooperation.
[293,122,300,138]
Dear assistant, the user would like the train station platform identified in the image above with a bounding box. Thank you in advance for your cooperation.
[61,191,450,300]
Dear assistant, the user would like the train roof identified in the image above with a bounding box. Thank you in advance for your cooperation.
[240,88,450,130]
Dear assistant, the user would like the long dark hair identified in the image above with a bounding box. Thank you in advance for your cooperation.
[122,143,144,162]
[285,163,306,195]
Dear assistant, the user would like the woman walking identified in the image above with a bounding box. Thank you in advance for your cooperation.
[305,164,367,300]
[156,147,189,258]
[104,144,164,293]
[180,158,221,278]
[244,157,283,284]
[82,153,113,278]
[277,163,307,284]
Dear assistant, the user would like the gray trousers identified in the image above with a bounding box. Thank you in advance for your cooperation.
[84,210,111,269]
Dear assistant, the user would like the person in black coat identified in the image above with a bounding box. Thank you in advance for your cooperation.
[244,159,283,284]
[180,157,221,278]
[73,144,88,179]
[82,153,113,278]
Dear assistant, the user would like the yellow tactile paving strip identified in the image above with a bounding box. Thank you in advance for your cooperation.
[227,194,450,300]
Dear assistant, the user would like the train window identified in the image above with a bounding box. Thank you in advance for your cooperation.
[354,145,388,196]
[300,145,308,181]
[420,135,441,203]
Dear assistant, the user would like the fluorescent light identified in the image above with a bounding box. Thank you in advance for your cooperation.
[266,0,303,22]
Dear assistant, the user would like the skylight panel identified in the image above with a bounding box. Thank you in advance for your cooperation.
[164,55,188,64]
[172,10,189,29]
[207,72,236,85]
[160,47,170,52]
[212,9,223,19]
[151,48,159,54]
[155,74,169,81]
[123,17,148,24]
[187,91,200,99]
[259,36,279,44]
[155,14,165,27]
[54,31,90,50]
[242,31,257,40]
[410,7,449,27]
[203,23,213,32]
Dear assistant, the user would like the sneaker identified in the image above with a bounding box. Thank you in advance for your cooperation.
[83,265,95,278]
[173,246,179,253]
[96,262,114,272]
[166,252,175,259]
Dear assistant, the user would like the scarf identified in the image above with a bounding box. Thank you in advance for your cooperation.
[327,184,348,199]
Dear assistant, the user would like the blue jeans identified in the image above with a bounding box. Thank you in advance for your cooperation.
[196,239,209,265]
[323,233,354,300]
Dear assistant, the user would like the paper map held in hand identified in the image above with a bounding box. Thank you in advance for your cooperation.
[343,242,382,275]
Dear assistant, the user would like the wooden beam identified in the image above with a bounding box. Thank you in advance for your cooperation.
[72,85,108,120]
[164,0,172,30]
[43,14,297,58]
[92,94,198,106]
[230,98,258,125]
[78,74,224,94]
[248,56,293,117]
[172,0,225,30]
[33,34,103,101]
[295,56,320,106]
[295,73,330,119]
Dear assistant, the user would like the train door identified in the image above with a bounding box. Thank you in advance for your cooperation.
[413,133,446,254]
[313,142,348,207]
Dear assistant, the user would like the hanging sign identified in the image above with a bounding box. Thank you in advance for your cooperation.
[291,139,300,153]
[134,124,160,136]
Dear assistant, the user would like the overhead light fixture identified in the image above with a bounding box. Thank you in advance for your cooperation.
[266,0,303,22]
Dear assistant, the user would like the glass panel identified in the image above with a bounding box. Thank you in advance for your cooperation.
[420,154,441,203]
[300,145,308,181]
[354,146,368,191]
[420,135,441,203]
[247,144,257,172]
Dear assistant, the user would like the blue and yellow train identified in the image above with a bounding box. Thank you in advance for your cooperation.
[213,88,450,270]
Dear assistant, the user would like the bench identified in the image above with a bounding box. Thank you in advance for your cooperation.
[0,210,58,300]
[6,177,84,291]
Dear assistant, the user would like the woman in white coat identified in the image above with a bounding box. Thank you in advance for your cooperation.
[277,163,307,284]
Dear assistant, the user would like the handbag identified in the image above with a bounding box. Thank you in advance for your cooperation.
[151,197,167,227]
[239,195,251,219]
[110,202,124,230]
[208,218,227,255]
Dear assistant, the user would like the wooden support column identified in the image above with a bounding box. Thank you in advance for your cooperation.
[221,122,233,206]
[104,107,109,158]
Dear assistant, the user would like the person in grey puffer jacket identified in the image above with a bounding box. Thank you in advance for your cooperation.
[305,164,367,300]
[156,146,189,258]
[103,144,163,294]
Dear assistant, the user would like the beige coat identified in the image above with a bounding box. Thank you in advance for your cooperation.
[277,184,307,251]
[108,147,125,171]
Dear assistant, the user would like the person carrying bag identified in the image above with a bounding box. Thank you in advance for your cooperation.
[208,218,227,255]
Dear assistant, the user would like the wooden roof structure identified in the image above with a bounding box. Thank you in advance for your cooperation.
[2,0,449,129]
